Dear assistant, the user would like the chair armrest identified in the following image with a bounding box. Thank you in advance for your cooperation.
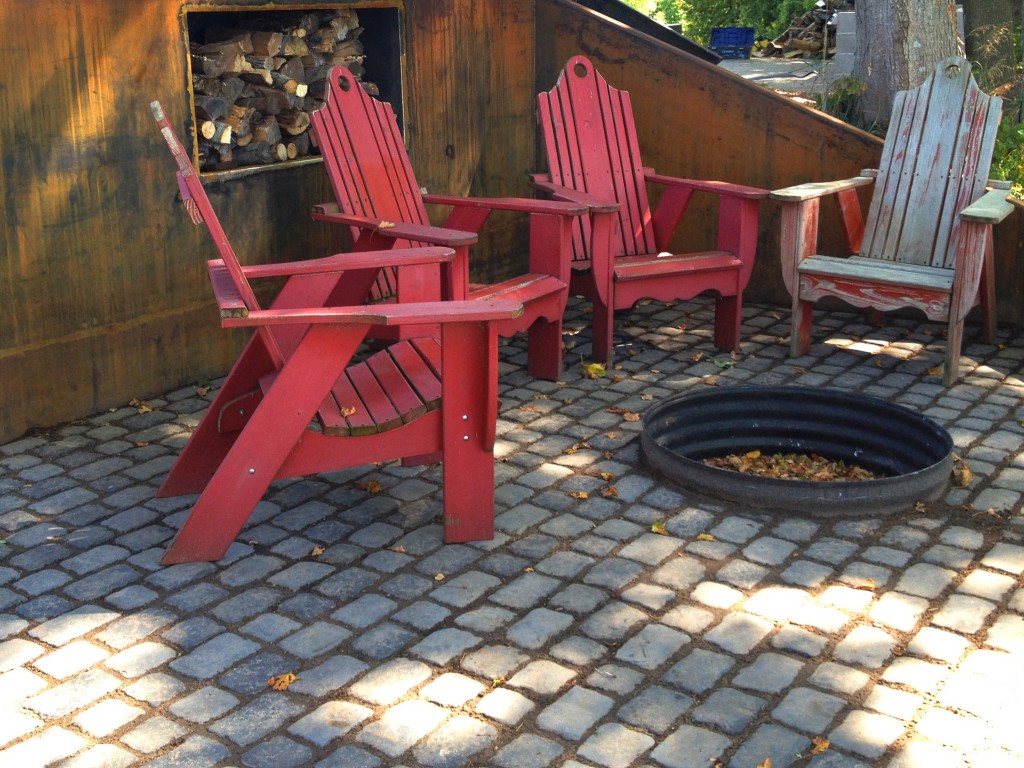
[529,178,620,213]
[312,203,477,246]
[224,299,524,328]
[240,247,456,279]
[770,176,875,202]
[960,187,1015,224]
[422,193,586,217]
[645,173,769,201]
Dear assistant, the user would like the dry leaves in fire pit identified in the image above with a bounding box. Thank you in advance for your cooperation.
[702,450,877,482]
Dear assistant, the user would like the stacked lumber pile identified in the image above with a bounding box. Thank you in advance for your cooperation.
[760,4,836,59]
[190,9,376,171]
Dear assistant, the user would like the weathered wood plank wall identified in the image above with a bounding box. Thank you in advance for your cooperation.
[1,0,1020,443]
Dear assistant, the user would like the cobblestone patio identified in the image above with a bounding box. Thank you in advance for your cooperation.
[1,296,1023,767]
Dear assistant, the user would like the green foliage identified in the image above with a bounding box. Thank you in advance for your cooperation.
[991,112,1024,199]
[619,0,682,25]
[677,0,817,44]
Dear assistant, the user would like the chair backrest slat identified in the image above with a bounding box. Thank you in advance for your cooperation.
[860,58,1000,268]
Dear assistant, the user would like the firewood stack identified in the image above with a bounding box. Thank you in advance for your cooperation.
[761,4,837,59]
[190,9,376,171]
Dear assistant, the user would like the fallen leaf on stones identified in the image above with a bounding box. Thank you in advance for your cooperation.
[651,521,668,535]
[310,546,325,557]
[928,367,942,377]
[602,486,618,498]
[640,394,653,401]
[268,673,297,690]
[704,375,718,386]
[388,545,406,554]
[583,362,607,379]
[567,491,589,499]
[434,573,445,581]
[697,533,715,541]
[811,737,830,754]
[357,480,382,493]
[623,412,641,422]
[690,351,704,362]
[951,453,973,487]
[757,759,772,768]
[849,577,876,591]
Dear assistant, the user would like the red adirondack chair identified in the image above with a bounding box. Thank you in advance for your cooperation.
[534,55,768,364]
[309,67,586,382]
[771,57,1013,386]
[151,101,522,564]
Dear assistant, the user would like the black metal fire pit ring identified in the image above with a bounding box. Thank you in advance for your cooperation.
[641,386,953,517]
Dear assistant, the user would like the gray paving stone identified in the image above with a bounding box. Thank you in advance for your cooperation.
[350,658,432,705]
[122,672,185,706]
[429,571,501,607]
[507,607,574,649]
[313,744,383,768]
[733,652,804,693]
[169,632,260,678]
[104,640,175,677]
[412,714,499,768]
[60,744,137,768]
[23,668,120,718]
[288,700,373,747]
[121,714,188,753]
[390,599,451,631]
[28,603,120,646]
[834,625,897,669]
[729,723,811,768]
[897,561,958,598]
[773,686,847,733]
[648,724,731,768]
[663,647,736,694]
[981,542,1024,574]
[491,733,565,768]
[577,722,656,768]
[829,709,906,759]
[691,687,766,734]
[278,620,351,658]
[581,600,648,642]
[506,659,576,695]
[809,662,872,695]
[0,726,86,766]
[145,735,231,768]
[489,571,562,609]
[536,685,614,739]
[931,593,997,633]
[209,692,306,747]
[476,686,535,725]
[357,699,448,757]
[615,623,689,670]
[618,684,694,734]
[241,735,312,768]
[704,611,773,654]
[461,645,529,680]
[169,685,240,724]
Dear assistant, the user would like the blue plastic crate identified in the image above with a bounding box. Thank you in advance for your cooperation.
[710,26,755,59]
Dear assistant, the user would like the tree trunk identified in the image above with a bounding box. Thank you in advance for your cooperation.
[962,0,1016,91]
[854,0,959,127]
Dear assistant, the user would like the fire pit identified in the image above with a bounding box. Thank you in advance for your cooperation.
[641,386,953,517]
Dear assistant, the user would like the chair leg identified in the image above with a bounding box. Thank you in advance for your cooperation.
[162,327,359,564]
[944,316,965,387]
[713,294,742,351]
[980,235,997,342]
[591,299,615,364]
[440,322,497,543]
[527,316,564,381]
[158,335,274,498]
[790,298,814,357]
